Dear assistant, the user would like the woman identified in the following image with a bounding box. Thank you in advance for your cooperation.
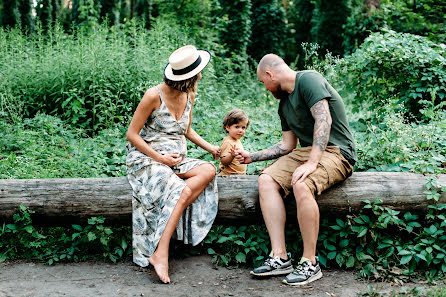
[126,45,220,283]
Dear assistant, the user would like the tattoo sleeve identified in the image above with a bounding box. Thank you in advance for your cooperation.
[310,100,332,152]
[250,142,289,162]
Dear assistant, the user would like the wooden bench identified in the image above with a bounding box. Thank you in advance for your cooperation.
[0,173,444,225]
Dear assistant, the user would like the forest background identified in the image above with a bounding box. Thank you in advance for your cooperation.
[0,0,445,285]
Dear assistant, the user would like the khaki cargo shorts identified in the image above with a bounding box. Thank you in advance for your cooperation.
[262,146,353,197]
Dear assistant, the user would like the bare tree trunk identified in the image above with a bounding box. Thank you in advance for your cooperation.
[0,173,444,225]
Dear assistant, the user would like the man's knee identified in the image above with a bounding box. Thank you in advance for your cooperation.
[293,182,313,204]
[258,174,280,193]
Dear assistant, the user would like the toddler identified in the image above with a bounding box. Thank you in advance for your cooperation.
[218,109,249,175]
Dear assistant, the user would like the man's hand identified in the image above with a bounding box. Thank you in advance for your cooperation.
[234,150,253,164]
[160,154,183,167]
[291,162,317,185]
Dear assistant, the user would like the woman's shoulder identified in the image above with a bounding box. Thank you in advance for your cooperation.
[140,86,162,106]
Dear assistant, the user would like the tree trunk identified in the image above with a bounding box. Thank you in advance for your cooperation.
[0,173,444,225]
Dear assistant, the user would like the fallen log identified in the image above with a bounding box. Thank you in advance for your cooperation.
[0,172,444,225]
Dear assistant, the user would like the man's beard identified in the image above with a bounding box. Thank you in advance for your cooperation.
[271,86,288,100]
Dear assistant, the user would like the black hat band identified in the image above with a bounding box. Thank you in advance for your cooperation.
[172,56,202,75]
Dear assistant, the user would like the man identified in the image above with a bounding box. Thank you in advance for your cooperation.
[236,54,357,286]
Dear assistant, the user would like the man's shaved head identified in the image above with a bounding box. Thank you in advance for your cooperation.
[257,54,287,72]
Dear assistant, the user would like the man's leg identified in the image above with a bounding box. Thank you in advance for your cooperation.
[250,173,293,277]
[258,174,287,259]
[293,182,319,264]
[281,181,322,286]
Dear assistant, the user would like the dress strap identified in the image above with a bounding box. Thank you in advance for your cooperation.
[154,86,164,103]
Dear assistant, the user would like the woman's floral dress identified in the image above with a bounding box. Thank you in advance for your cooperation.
[126,86,218,267]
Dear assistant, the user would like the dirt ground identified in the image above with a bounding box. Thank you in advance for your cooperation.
[0,255,440,297]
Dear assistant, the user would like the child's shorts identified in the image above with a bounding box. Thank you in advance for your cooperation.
[262,146,353,197]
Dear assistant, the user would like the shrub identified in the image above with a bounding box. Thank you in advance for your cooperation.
[338,30,446,122]
[0,20,192,133]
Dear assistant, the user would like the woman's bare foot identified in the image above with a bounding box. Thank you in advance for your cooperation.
[149,253,170,284]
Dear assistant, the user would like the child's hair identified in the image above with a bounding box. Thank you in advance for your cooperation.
[223,109,250,133]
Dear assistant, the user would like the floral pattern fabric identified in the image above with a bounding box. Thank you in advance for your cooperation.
[126,86,218,267]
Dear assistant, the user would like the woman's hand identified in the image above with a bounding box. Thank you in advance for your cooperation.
[159,154,183,167]
[209,145,221,160]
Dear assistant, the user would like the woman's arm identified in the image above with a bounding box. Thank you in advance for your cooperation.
[126,87,182,167]
[185,94,220,159]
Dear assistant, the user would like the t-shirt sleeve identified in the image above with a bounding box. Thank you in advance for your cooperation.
[278,105,290,131]
[220,138,233,156]
[299,72,332,108]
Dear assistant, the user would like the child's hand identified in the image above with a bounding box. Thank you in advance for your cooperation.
[229,145,238,157]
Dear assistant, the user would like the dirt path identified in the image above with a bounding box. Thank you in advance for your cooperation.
[0,255,435,297]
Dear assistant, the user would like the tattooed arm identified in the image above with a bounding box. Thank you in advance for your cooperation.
[291,99,332,184]
[235,131,297,164]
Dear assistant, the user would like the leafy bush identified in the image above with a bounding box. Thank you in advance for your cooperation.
[247,0,286,62]
[338,30,446,121]
[0,205,131,263]
[0,20,192,133]
[0,114,127,179]
[319,176,446,281]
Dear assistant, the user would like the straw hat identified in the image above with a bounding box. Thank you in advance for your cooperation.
[164,45,211,81]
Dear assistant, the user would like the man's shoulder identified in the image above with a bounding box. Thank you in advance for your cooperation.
[298,70,325,84]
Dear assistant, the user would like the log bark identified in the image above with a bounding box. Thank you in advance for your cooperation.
[0,173,444,225]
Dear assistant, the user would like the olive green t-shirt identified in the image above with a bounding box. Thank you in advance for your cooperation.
[278,70,357,165]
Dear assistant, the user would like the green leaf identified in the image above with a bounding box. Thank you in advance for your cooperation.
[87,232,97,241]
[327,251,337,260]
[72,224,82,231]
[217,236,229,243]
[235,252,246,263]
[398,250,412,256]
[416,254,427,262]
[23,226,33,233]
[357,227,368,238]
[346,256,355,268]
[400,255,412,265]
[207,248,216,255]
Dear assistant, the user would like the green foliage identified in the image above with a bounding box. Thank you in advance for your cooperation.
[381,0,446,45]
[0,205,131,263]
[342,0,385,55]
[99,0,121,26]
[77,0,100,31]
[18,0,34,31]
[204,225,269,266]
[310,0,352,57]
[342,0,446,55]
[0,20,192,133]
[2,0,20,27]
[216,0,252,57]
[338,30,446,121]
[318,176,446,281]
[352,104,446,174]
[247,0,286,62]
[36,0,54,30]
[0,114,127,179]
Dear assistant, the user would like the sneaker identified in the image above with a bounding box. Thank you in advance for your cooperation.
[282,256,322,286]
[250,252,293,277]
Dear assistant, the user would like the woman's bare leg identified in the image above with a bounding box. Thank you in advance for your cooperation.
[149,163,216,283]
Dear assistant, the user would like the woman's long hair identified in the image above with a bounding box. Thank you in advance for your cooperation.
[164,74,200,94]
